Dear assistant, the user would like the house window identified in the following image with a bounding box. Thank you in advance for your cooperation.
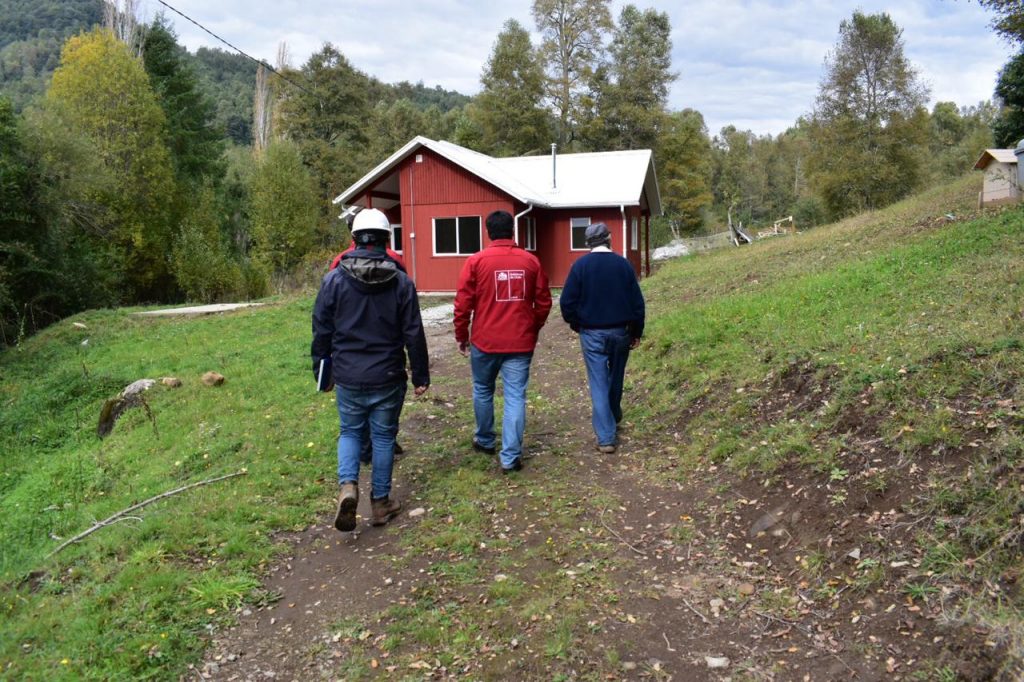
[434,216,481,256]
[392,224,403,253]
[521,216,537,251]
[630,217,638,250]
[570,217,591,251]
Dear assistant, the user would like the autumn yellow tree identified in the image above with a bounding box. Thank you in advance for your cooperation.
[47,28,177,301]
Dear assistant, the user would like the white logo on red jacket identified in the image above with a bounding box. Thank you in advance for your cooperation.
[494,270,526,302]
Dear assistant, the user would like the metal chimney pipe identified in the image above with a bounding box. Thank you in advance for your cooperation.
[551,143,557,190]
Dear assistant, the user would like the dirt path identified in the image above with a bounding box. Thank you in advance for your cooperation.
[199,315,993,681]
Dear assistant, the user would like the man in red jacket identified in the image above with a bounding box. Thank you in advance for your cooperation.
[454,210,552,473]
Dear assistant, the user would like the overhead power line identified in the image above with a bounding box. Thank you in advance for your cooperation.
[153,0,316,98]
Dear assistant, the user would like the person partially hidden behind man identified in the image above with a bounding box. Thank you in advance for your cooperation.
[559,222,645,454]
[311,208,430,532]
[454,210,552,473]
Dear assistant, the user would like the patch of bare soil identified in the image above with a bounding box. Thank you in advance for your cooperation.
[199,317,1006,681]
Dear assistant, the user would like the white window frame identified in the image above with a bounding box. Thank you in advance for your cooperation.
[432,215,482,256]
[570,217,591,251]
[392,223,403,253]
[522,216,537,251]
[630,217,639,250]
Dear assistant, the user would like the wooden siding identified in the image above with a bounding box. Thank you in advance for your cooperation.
[532,207,634,288]
[404,151,509,206]
[380,148,644,292]
[397,150,515,291]
[981,162,1020,206]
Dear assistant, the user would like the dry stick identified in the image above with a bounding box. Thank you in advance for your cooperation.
[598,510,647,557]
[662,632,676,652]
[47,471,247,558]
[681,598,712,625]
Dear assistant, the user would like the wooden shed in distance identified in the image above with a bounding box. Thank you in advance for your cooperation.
[973,149,1020,207]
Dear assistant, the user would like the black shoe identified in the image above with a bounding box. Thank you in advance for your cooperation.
[394,441,404,455]
[472,439,496,455]
[501,458,523,474]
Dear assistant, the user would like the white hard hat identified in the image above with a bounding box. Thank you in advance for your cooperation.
[351,208,391,235]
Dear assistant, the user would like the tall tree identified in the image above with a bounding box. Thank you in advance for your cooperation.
[248,140,318,273]
[993,51,1024,146]
[274,44,374,232]
[808,11,929,218]
[931,100,995,176]
[473,19,551,156]
[1,97,118,339]
[532,0,612,147]
[103,0,144,57]
[592,5,674,151]
[142,16,224,185]
[368,98,426,159]
[0,95,36,329]
[977,0,1024,43]
[47,27,176,300]
[657,109,712,238]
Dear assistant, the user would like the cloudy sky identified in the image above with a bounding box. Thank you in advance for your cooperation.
[149,0,1014,137]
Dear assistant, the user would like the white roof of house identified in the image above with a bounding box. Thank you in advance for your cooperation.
[333,136,661,215]
[974,148,1018,170]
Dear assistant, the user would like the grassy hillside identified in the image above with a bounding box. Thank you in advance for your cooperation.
[629,174,1024,673]
[1,173,1022,679]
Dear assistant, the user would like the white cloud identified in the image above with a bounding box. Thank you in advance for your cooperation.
[155,0,1013,137]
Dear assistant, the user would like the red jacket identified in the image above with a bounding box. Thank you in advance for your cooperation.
[330,244,406,272]
[454,239,552,354]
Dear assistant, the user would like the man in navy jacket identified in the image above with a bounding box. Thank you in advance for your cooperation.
[311,208,429,532]
[560,222,645,454]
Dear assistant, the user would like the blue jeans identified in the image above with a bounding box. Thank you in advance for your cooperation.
[470,346,533,469]
[336,382,403,499]
[580,328,632,446]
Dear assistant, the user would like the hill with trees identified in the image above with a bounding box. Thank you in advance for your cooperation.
[0,0,1015,345]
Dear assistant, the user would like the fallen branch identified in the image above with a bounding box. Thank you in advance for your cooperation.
[47,471,247,558]
[662,632,676,652]
[598,510,647,557]
[681,598,712,625]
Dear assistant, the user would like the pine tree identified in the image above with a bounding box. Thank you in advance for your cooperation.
[274,44,375,231]
[142,16,225,185]
[473,19,551,156]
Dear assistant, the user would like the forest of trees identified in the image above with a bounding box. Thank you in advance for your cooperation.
[0,0,1018,343]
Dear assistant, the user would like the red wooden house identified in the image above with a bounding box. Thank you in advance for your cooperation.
[333,137,662,291]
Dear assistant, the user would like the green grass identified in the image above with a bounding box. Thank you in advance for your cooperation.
[0,298,335,678]
[631,174,1024,670]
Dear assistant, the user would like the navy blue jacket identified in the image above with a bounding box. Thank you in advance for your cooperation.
[311,249,430,389]
[560,250,645,340]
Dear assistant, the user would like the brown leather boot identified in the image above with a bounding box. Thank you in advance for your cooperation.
[334,482,359,532]
[370,496,402,526]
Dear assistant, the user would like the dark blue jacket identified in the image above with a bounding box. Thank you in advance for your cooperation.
[560,250,645,340]
[311,249,430,389]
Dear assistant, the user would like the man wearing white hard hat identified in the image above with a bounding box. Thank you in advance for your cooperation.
[311,208,430,532]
